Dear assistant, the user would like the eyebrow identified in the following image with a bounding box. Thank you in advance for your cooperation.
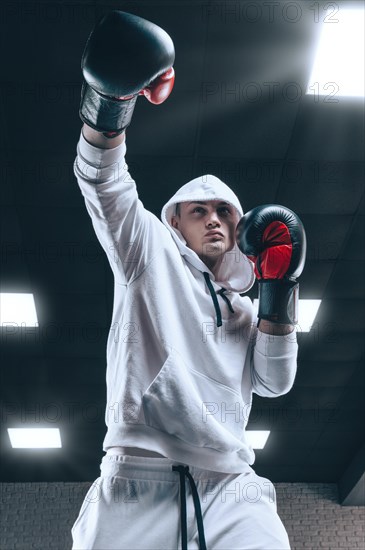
[187,201,231,206]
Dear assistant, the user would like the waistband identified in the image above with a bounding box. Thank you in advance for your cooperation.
[100,455,211,550]
[100,454,248,482]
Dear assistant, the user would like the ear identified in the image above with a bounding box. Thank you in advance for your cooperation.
[171,216,179,229]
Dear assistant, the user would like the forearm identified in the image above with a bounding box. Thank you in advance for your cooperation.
[82,124,125,149]
[74,128,165,283]
[251,329,298,396]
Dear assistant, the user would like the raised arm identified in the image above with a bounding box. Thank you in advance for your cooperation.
[74,11,175,283]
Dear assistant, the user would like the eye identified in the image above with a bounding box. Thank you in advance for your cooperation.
[218,206,231,216]
[192,207,206,214]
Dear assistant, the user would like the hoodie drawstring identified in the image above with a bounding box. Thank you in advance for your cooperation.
[217,288,235,313]
[172,465,207,550]
[203,272,222,327]
[203,273,235,327]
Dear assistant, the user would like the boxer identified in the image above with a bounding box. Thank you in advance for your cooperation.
[71,11,305,550]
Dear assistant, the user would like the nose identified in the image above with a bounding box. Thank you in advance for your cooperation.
[206,209,220,227]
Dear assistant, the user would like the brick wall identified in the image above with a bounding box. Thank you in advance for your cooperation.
[276,484,365,549]
[1,482,364,549]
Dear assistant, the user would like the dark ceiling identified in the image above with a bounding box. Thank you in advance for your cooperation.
[0,0,364,501]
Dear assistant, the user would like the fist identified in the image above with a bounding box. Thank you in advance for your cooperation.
[236,205,306,324]
[236,204,306,280]
[80,10,175,136]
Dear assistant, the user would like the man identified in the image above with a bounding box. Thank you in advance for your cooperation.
[71,10,305,550]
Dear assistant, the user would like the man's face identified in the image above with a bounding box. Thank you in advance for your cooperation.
[171,200,240,263]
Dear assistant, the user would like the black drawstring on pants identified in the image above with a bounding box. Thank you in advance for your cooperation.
[172,465,207,550]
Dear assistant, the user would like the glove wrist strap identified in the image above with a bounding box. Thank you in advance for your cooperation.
[258,279,299,325]
[79,81,138,136]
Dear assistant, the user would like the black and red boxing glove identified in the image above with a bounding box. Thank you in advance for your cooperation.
[236,205,306,325]
[80,11,175,137]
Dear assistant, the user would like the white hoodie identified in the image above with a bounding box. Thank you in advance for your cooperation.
[74,131,298,474]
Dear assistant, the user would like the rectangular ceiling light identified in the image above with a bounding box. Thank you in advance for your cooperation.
[0,293,38,327]
[8,428,62,448]
[306,8,365,97]
[246,431,270,449]
[253,299,321,332]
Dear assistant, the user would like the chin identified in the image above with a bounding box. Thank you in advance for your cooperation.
[203,243,226,256]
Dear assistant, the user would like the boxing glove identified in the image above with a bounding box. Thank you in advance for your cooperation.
[80,11,175,137]
[236,205,306,325]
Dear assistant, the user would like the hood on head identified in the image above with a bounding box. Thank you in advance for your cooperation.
[161,174,255,293]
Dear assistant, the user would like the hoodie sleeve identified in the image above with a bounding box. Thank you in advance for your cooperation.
[74,131,167,283]
[250,329,298,397]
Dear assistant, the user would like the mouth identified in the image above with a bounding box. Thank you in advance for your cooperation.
[205,231,224,238]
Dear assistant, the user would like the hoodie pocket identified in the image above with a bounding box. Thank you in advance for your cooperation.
[142,349,245,452]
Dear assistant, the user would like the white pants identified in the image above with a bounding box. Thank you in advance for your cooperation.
[71,455,291,550]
